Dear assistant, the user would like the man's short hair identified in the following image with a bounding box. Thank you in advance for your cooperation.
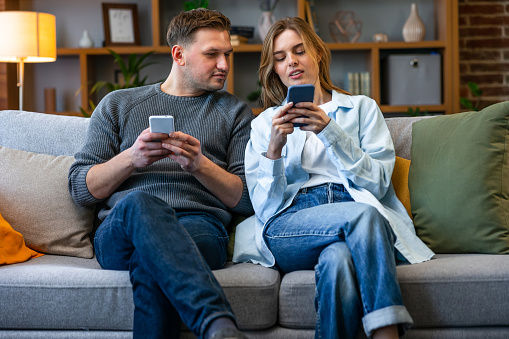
[166,8,231,48]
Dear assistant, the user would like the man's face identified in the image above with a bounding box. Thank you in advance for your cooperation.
[181,28,233,94]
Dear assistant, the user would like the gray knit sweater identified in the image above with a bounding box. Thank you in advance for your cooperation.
[69,83,254,226]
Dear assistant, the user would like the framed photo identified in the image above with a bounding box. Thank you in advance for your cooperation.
[102,3,140,46]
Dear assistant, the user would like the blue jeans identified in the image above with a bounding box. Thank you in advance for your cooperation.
[263,183,412,339]
[94,191,235,339]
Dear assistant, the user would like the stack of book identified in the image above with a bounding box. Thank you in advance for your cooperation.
[230,35,249,46]
[230,26,254,46]
[347,72,371,97]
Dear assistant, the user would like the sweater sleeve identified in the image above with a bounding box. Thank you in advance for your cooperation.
[224,100,255,216]
[68,93,121,207]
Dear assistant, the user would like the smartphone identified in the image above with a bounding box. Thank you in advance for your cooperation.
[149,115,174,139]
[287,84,315,127]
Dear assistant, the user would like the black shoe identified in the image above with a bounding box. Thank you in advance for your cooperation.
[209,327,247,339]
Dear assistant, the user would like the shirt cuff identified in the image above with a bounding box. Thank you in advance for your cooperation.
[316,119,345,148]
[259,152,285,177]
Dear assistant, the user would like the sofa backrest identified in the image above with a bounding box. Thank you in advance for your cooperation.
[385,116,430,160]
[0,110,90,157]
[0,110,431,159]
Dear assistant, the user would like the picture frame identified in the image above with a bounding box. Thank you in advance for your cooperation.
[102,3,140,46]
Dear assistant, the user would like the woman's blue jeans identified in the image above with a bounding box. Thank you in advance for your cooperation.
[263,183,413,339]
[94,191,235,339]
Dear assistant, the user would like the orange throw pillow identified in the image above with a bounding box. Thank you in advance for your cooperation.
[392,156,412,218]
[0,211,43,265]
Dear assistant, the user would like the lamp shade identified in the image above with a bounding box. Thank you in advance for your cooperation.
[0,11,56,63]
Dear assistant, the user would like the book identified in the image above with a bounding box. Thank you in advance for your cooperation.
[347,72,371,96]
[361,72,371,97]
[230,34,249,46]
[230,26,254,39]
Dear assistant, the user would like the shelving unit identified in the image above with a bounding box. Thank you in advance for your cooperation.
[3,0,459,116]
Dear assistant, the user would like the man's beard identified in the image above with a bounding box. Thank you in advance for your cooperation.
[183,69,226,93]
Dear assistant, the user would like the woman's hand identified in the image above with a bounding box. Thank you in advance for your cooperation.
[267,102,298,160]
[289,102,331,134]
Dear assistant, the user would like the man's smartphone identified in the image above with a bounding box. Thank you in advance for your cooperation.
[287,84,315,127]
[149,116,174,140]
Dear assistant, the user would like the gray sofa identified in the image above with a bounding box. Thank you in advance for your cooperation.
[1,109,509,339]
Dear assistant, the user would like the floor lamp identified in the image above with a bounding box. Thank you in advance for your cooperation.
[0,11,56,110]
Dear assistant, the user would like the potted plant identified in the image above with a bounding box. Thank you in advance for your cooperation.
[79,49,157,117]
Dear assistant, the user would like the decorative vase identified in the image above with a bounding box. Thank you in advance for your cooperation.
[258,11,276,42]
[402,3,426,42]
[79,30,94,48]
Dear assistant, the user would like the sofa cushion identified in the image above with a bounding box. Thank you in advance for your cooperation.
[392,156,412,218]
[0,255,133,331]
[0,146,95,258]
[0,110,89,157]
[409,102,509,253]
[0,256,279,332]
[277,254,509,330]
[385,116,430,160]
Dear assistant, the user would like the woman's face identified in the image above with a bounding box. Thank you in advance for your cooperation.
[272,29,319,89]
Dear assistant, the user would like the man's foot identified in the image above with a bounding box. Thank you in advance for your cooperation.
[209,327,247,339]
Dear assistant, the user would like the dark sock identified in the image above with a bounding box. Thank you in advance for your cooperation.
[205,317,237,339]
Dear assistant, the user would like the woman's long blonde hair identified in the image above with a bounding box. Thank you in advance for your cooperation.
[259,17,349,110]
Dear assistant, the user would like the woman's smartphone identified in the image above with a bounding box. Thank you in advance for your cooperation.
[149,116,174,140]
[287,84,315,127]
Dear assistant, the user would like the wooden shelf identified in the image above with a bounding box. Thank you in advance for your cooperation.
[6,0,459,116]
[57,46,171,56]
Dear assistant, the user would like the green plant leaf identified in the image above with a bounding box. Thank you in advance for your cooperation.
[460,97,474,110]
[468,81,483,97]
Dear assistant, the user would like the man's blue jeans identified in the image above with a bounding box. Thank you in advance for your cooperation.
[94,191,235,339]
[263,183,412,339]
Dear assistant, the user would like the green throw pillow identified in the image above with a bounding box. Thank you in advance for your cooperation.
[409,102,509,254]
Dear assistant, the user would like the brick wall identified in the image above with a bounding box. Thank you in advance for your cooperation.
[459,0,509,110]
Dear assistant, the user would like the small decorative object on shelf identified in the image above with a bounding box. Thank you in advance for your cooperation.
[79,29,94,48]
[258,0,278,41]
[402,3,426,42]
[372,32,389,43]
[329,11,362,43]
[102,3,140,46]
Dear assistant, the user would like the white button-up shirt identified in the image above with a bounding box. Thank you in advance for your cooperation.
[234,91,434,266]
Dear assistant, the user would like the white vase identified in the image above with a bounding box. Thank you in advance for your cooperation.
[402,3,426,42]
[258,11,276,42]
[79,30,94,48]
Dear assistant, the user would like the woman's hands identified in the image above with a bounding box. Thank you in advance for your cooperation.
[291,102,331,133]
[267,102,295,159]
[267,101,331,160]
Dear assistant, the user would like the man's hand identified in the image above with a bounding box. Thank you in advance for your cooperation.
[130,128,174,168]
[162,131,243,208]
[161,131,205,172]
[86,128,172,200]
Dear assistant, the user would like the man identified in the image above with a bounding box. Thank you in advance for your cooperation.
[69,9,253,339]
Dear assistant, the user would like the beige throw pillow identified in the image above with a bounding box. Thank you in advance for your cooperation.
[0,146,95,258]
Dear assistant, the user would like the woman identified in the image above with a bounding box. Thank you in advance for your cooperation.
[241,17,434,338]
